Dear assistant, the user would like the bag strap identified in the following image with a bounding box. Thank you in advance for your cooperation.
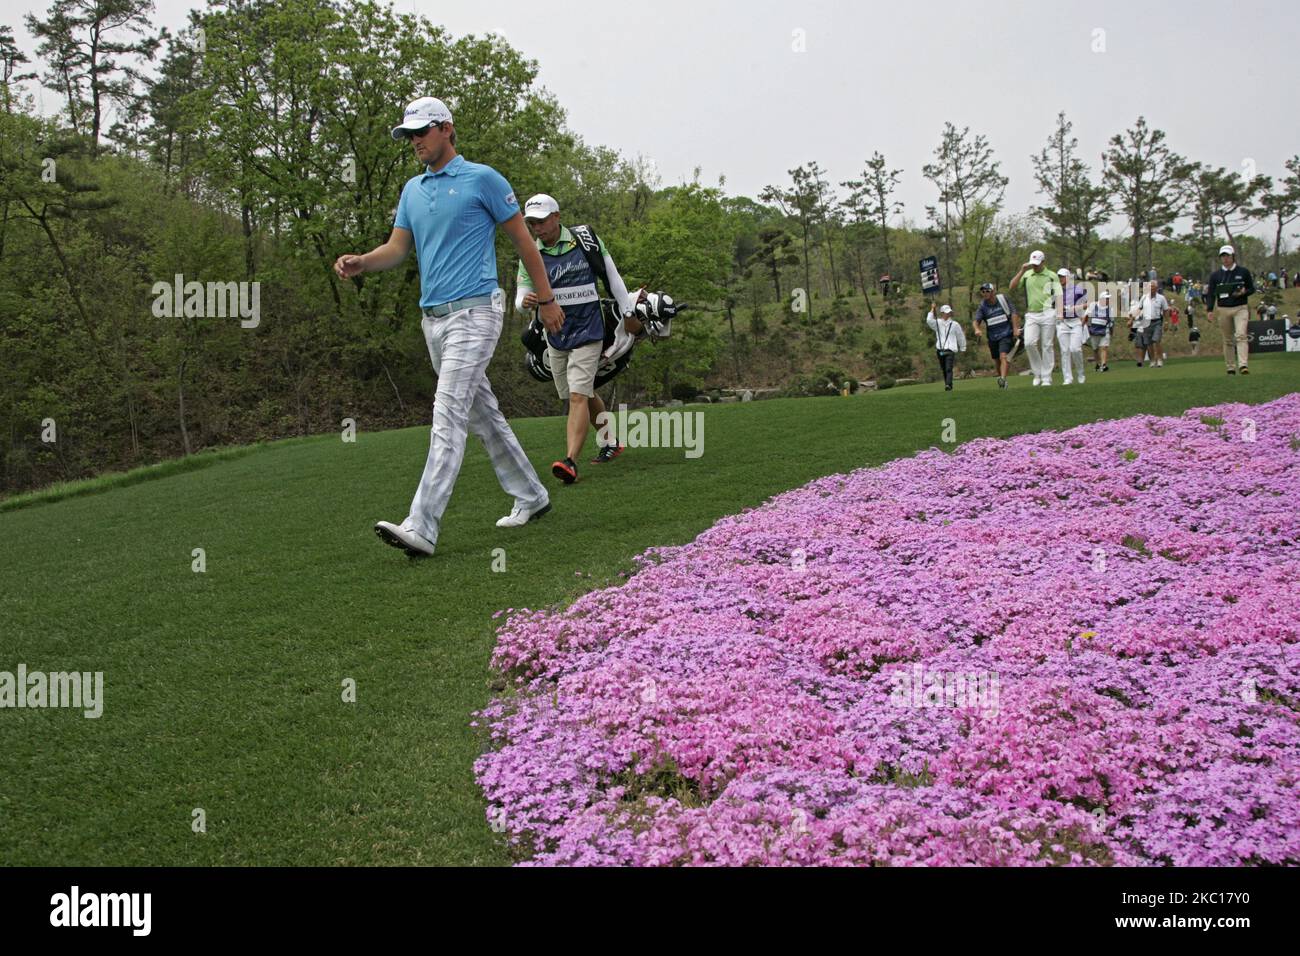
[569,224,612,298]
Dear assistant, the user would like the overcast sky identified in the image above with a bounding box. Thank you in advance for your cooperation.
[7,0,1298,243]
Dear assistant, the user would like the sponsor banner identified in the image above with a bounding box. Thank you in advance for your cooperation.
[1247,319,1286,353]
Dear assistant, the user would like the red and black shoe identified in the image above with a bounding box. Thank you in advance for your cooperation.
[590,444,624,464]
[551,457,578,484]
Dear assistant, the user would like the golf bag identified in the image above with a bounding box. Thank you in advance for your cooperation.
[521,289,684,388]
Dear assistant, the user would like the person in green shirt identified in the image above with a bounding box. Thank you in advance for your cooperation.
[1010,250,1063,387]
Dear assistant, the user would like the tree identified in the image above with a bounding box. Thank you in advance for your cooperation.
[761,164,822,316]
[24,0,160,156]
[1103,117,1192,276]
[137,25,205,195]
[922,123,1007,311]
[623,182,729,398]
[1190,164,1268,254]
[745,226,799,301]
[1031,112,1111,270]
[1251,156,1300,277]
[0,25,37,114]
[842,151,903,279]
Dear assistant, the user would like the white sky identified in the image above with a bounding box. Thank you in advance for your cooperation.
[5,0,1299,242]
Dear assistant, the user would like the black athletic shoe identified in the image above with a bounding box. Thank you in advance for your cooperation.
[590,444,624,464]
[1240,366,1249,375]
[1100,364,1109,372]
[551,457,578,484]
[1227,368,1236,375]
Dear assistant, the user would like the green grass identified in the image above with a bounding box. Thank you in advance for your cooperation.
[0,353,1296,865]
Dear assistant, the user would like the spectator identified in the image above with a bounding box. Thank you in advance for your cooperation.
[1129,280,1169,368]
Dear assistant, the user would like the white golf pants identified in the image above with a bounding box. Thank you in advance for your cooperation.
[1024,310,1056,380]
[1056,319,1086,383]
[407,300,547,544]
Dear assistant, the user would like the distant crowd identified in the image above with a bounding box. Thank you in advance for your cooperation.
[924,245,1277,390]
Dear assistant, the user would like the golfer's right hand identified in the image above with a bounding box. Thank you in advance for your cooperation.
[334,254,364,279]
[521,291,538,310]
[540,300,564,333]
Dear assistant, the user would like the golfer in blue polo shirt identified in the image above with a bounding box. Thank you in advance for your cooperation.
[333,96,565,557]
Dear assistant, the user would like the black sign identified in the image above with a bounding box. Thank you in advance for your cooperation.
[1247,319,1287,353]
[920,256,941,294]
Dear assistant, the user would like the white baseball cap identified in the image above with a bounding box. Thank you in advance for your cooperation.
[523,194,560,220]
[391,96,453,140]
[1219,244,1235,256]
[1029,250,1045,265]
[1057,267,1071,277]
[938,304,953,315]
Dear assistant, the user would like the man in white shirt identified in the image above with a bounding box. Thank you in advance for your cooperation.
[924,303,968,391]
[1128,281,1168,368]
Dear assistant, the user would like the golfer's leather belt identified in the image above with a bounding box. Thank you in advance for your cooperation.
[422,294,495,318]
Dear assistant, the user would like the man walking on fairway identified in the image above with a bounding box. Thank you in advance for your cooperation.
[1086,290,1115,372]
[516,194,639,483]
[1129,280,1169,368]
[972,282,1021,388]
[333,96,562,557]
[1010,251,1062,387]
[924,303,968,390]
[1206,244,1256,375]
[1056,267,1089,385]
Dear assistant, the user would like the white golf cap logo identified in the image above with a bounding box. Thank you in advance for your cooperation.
[391,96,453,140]
[1219,244,1234,256]
[524,194,560,219]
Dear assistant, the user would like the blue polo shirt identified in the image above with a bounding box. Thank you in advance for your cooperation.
[393,154,520,309]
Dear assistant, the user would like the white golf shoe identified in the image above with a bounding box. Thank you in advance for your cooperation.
[496,498,552,528]
[374,518,435,557]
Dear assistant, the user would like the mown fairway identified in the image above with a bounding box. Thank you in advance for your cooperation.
[1,353,1296,865]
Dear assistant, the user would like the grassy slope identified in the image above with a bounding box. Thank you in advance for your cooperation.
[0,354,1297,865]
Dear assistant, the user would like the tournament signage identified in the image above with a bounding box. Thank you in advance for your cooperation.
[920,256,941,294]
[1247,319,1286,353]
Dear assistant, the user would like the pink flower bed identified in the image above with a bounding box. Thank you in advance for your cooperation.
[474,395,1300,865]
